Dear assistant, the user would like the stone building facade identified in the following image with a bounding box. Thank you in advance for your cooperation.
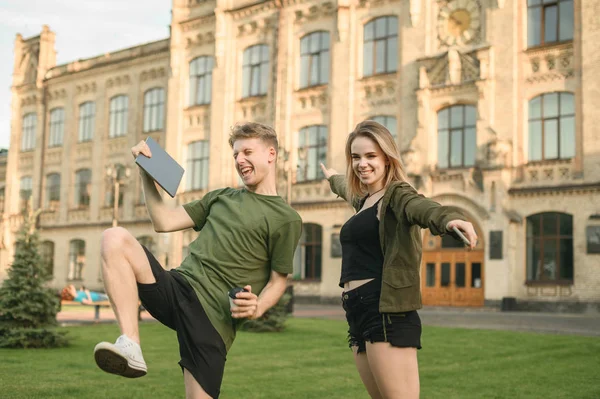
[3,0,599,312]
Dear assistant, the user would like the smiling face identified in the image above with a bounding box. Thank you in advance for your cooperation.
[232,138,276,190]
[350,136,389,193]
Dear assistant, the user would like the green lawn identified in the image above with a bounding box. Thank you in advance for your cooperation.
[0,318,599,399]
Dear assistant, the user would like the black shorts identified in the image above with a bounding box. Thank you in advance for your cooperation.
[342,279,422,354]
[137,246,226,399]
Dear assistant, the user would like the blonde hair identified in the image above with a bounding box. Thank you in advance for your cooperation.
[345,120,409,200]
[228,122,279,153]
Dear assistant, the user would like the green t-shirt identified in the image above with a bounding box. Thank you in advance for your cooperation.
[177,187,302,351]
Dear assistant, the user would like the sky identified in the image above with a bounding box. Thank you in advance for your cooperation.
[0,0,173,149]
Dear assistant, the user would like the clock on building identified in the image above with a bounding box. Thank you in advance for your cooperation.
[437,0,481,47]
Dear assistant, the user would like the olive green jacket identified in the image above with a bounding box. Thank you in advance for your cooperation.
[329,175,465,313]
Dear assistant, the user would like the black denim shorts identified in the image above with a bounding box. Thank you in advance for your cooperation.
[342,279,422,354]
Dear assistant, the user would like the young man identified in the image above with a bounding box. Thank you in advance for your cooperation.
[93,122,302,399]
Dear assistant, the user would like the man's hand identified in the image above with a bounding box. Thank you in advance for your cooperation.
[131,140,152,160]
[446,220,478,250]
[231,285,261,320]
[320,163,339,179]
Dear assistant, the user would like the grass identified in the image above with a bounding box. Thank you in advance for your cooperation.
[0,318,599,399]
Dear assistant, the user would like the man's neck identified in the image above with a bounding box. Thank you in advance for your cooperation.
[246,179,278,196]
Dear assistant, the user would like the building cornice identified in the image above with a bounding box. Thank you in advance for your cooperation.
[228,0,278,20]
[508,182,600,197]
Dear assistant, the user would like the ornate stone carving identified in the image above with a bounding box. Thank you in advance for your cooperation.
[140,68,166,82]
[237,17,275,37]
[419,48,481,89]
[293,2,335,23]
[75,82,97,95]
[106,75,131,89]
[525,43,573,84]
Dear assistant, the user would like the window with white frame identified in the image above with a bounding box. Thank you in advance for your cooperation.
[186,141,209,191]
[78,102,95,142]
[300,31,330,89]
[242,44,269,98]
[528,92,575,162]
[437,105,477,169]
[109,95,128,138]
[527,0,573,48]
[67,239,85,281]
[20,176,33,210]
[143,88,165,132]
[21,113,36,151]
[297,125,328,183]
[45,173,61,209]
[74,169,91,208]
[48,108,65,147]
[363,16,398,77]
[189,56,214,106]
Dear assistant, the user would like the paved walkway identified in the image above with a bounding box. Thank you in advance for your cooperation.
[57,304,600,337]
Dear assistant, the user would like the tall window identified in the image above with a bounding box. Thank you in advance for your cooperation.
[293,223,322,280]
[48,108,65,147]
[528,92,575,162]
[40,241,55,277]
[21,113,36,151]
[186,141,209,191]
[363,16,398,77]
[527,0,573,47]
[526,212,573,282]
[78,102,95,142]
[74,169,91,208]
[109,95,128,138]
[68,239,85,281]
[45,173,61,209]
[298,125,328,183]
[300,31,330,88]
[371,115,397,139]
[20,176,33,210]
[189,56,214,106]
[143,88,165,132]
[242,44,269,98]
[437,105,477,169]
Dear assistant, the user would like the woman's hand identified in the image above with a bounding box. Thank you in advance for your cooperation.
[320,163,339,179]
[446,220,478,250]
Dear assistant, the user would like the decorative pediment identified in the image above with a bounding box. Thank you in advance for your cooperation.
[293,2,335,23]
[525,43,573,84]
[358,75,397,108]
[294,86,328,112]
[419,48,480,89]
[237,97,269,123]
[140,68,167,82]
[184,106,211,130]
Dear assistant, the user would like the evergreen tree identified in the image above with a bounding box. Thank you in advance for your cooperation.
[0,208,68,348]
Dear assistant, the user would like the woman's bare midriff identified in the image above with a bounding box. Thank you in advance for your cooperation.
[343,278,375,292]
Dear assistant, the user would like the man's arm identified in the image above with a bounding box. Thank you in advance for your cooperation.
[231,271,288,320]
[132,140,195,233]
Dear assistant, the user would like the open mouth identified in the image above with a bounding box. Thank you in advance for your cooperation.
[240,167,253,178]
[358,170,372,177]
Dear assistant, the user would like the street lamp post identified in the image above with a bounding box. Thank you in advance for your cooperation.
[105,164,131,227]
[279,147,306,205]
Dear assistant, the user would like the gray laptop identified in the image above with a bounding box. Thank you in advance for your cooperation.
[135,136,184,198]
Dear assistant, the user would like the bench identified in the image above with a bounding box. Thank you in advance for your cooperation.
[60,300,145,322]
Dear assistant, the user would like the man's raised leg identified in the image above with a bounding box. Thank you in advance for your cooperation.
[94,227,155,378]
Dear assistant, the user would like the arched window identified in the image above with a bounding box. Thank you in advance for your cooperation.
[527,0,573,47]
[68,239,86,281]
[363,16,398,77]
[40,241,55,277]
[242,44,269,98]
[297,125,328,183]
[526,212,573,282]
[189,56,214,105]
[109,95,128,138]
[370,115,397,139]
[78,102,95,142]
[437,105,477,168]
[293,223,322,280]
[21,113,36,151]
[143,88,165,132]
[49,108,65,147]
[528,92,574,162]
[300,31,330,88]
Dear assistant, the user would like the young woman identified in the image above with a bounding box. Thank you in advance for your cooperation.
[320,120,477,399]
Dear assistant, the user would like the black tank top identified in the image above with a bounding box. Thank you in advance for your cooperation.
[339,199,384,287]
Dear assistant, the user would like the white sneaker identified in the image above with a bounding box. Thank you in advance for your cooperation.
[94,335,147,378]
